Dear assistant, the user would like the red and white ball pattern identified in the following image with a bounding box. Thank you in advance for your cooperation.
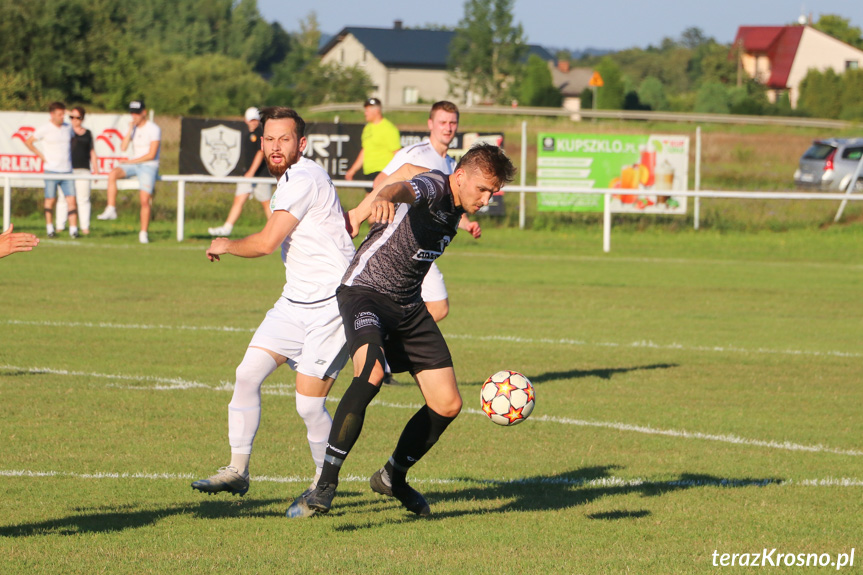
[481,370,535,426]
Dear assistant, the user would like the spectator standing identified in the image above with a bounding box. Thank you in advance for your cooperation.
[96,99,161,244]
[208,107,273,237]
[23,102,78,238]
[56,106,97,236]
[344,98,401,183]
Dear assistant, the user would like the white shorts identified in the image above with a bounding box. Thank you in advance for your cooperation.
[236,181,274,202]
[421,261,448,303]
[248,296,348,380]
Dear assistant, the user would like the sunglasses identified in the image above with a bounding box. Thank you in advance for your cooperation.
[69,115,82,120]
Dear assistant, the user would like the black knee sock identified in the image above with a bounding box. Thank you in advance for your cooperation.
[385,405,456,485]
[318,377,380,486]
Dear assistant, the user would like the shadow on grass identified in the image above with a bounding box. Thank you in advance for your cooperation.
[332,465,781,531]
[529,363,679,384]
[0,489,365,537]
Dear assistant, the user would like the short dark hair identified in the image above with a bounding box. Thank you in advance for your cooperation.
[259,106,306,139]
[455,143,516,187]
[48,101,66,113]
[71,106,86,120]
[430,101,459,120]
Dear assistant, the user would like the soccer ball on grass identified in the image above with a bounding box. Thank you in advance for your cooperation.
[480,370,535,426]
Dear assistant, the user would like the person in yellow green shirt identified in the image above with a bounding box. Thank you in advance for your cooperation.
[344,98,401,183]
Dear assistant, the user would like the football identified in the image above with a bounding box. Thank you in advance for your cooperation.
[480,370,535,426]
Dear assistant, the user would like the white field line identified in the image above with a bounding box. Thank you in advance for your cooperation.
[3,364,862,458]
[5,319,860,359]
[35,239,863,270]
[1,469,861,489]
[456,250,863,271]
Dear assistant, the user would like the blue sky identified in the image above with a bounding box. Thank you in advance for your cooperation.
[258,0,861,52]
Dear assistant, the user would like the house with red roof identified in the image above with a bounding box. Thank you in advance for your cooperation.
[732,25,863,108]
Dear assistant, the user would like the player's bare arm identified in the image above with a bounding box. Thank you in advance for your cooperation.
[349,163,427,232]
[369,181,417,224]
[206,209,298,262]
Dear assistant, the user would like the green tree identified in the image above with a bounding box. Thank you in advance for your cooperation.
[594,57,625,109]
[798,68,843,118]
[728,81,768,115]
[282,61,373,108]
[448,0,527,105]
[812,14,863,49]
[679,27,709,50]
[518,54,562,107]
[637,76,669,111]
[694,82,729,114]
[142,53,270,115]
[691,42,737,87]
[839,69,863,120]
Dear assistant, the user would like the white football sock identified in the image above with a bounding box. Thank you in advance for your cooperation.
[295,392,332,471]
[227,348,278,472]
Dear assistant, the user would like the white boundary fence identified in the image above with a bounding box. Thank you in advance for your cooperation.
[4,172,862,253]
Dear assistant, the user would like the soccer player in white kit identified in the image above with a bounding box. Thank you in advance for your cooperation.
[192,107,356,518]
[373,101,481,324]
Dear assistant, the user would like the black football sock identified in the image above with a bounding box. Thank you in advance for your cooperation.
[318,377,381,486]
[387,405,456,485]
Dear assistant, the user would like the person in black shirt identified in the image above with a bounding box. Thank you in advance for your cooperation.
[208,107,274,237]
[292,144,516,518]
[57,106,97,235]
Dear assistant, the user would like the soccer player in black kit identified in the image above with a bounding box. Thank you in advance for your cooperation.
[290,143,516,518]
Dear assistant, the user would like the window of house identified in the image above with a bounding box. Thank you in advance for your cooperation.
[846,60,859,70]
[403,87,419,105]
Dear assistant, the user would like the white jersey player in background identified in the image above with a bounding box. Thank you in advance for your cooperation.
[192,107,356,519]
[372,101,481,325]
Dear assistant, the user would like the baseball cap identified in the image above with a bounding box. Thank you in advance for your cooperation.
[364,98,382,107]
[244,107,261,122]
[129,100,145,113]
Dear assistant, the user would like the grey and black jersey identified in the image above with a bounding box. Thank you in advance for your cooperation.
[342,170,465,306]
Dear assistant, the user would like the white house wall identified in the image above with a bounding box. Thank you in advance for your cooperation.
[787,27,863,107]
[320,34,389,101]
[320,33,453,105]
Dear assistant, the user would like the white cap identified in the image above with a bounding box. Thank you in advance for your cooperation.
[244,107,260,122]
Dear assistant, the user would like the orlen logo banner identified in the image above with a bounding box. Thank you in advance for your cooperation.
[0,111,138,188]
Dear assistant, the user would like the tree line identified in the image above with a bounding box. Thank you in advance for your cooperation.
[1,0,859,120]
[0,0,370,115]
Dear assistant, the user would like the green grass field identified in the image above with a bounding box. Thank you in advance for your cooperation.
[2,219,862,573]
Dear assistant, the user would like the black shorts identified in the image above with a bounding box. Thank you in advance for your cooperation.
[336,286,452,375]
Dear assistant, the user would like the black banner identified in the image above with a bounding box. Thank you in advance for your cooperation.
[179,118,505,214]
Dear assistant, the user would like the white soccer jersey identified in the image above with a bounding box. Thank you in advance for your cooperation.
[271,156,355,303]
[382,141,456,177]
[33,122,73,172]
[130,121,161,166]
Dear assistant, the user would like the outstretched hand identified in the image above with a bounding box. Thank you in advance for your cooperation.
[0,224,39,259]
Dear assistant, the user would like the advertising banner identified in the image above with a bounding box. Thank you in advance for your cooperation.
[0,111,144,189]
[537,133,689,214]
[181,120,505,214]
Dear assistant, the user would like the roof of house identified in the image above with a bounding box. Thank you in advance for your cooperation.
[731,25,805,88]
[320,26,555,69]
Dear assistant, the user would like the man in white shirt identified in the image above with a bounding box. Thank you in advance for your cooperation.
[192,107,356,519]
[23,102,78,238]
[96,99,161,244]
